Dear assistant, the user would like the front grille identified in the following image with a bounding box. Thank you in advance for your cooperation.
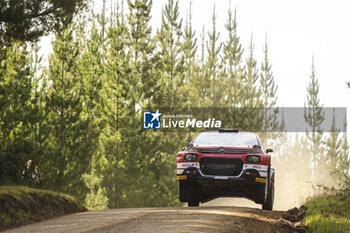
[200,157,243,176]
[198,148,253,154]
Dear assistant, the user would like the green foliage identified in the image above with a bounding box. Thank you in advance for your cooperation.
[101,9,131,207]
[82,156,108,210]
[222,7,244,110]
[339,120,350,186]
[326,110,342,184]
[0,43,35,185]
[304,57,326,183]
[259,36,280,146]
[260,36,277,108]
[181,3,199,106]
[78,13,106,208]
[205,5,223,106]
[41,27,88,199]
[0,0,88,44]
[304,192,350,233]
[158,0,184,106]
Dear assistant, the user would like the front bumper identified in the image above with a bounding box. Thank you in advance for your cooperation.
[177,167,267,202]
[177,167,266,184]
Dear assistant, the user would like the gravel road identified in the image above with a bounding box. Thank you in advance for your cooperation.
[2,206,301,233]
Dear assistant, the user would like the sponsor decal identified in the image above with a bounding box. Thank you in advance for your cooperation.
[255,177,266,183]
[258,172,268,177]
[177,175,187,180]
[244,164,268,171]
[177,162,199,169]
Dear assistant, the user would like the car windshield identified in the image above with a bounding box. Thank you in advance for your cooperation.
[192,133,258,147]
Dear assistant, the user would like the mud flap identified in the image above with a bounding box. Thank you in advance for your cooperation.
[179,181,190,202]
[254,186,265,204]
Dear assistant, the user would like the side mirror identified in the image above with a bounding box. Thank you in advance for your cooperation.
[266,148,273,154]
[182,147,187,151]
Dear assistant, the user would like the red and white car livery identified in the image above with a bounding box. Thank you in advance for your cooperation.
[176,129,275,210]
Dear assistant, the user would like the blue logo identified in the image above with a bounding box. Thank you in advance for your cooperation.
[143,110,162,129]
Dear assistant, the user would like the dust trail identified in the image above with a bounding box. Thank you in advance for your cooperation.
[203,153,334,210]
[201,197,261,209]
[271,133,339,210]
[199,133,339,210]
[273,160,315,210]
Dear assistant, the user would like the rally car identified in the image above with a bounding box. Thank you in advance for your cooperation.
[176,129,275,210]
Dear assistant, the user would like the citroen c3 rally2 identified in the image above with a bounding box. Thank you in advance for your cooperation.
[176,129,275,210]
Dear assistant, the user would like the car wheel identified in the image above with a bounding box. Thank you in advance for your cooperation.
[262,173,274,210]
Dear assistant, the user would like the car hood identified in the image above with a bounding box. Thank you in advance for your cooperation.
[192,144,256,149]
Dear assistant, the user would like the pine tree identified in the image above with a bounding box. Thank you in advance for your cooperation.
[206,5,223,106]
[127,0,157,103]
[324,108,347,189]
[44,27,87,199]
[102,4,132,207]
[326,109,342,174]
[79,12,106,209]
[0,43,35,185]
[304,57,325,184]
[153,0,189,207]
[28,45,49,186]
[0,0,88,44]
[241,37,263,131]
[197,26,208,107]
[244,36,261,107]
[222,6,244,127]
[259,35,279,146]
[158,0,184,106]
[339,120,350,187]
[181,2,198,106]
[82,155,109,209]
[123,0,164,207]
[260,35,277,108]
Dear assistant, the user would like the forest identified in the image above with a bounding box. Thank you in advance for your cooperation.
[0,0,349,210]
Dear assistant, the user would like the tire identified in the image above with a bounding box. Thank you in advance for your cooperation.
[262,172,274,210]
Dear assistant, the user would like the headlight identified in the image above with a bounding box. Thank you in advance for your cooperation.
[246,155,261,163]
[184,153,198,161]
[187,148,199,152]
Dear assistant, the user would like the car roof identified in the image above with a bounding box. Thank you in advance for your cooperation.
[199,131,257,136]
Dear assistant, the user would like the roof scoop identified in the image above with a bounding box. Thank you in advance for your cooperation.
[218,128,239,133]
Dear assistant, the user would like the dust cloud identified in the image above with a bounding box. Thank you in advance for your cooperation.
[272,160,315,210]
[201,197,261,209]
[201,146,337,210]
[201,166,315,211]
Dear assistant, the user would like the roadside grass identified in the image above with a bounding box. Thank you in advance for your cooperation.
[303,191,350,233]
[0,186,86,231]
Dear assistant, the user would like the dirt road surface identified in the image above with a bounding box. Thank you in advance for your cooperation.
[2,206,303,233]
